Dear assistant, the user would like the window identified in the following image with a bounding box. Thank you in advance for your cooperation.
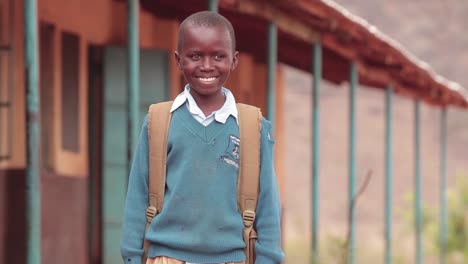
[38,28,88,176]
[40,23,55,170]
[53,30,88,177]
[61,32,80,152]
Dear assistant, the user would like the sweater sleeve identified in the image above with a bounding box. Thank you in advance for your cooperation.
[254,119,285,264]
[120,116,149,264]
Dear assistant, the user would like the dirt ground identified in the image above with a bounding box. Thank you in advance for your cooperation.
[282,65,468,263]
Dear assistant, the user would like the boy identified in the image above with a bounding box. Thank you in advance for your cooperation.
[120,11,284,264]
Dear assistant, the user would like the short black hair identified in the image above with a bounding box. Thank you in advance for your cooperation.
[178,11,236,52]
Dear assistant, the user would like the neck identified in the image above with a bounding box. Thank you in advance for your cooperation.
[190,89,226,116]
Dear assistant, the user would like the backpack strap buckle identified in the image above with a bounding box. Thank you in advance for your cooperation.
[146,206,157,223]
[242,210,256,227]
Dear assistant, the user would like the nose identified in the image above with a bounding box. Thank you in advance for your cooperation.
[200,57,214,71]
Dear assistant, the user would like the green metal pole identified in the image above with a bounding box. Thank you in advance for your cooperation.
[127,0,140,172]
[267,22,277,129]
[414,100,423,264]
[311,42,322,263]
[87,47,96,262]
[348,61,358,264]
[208,0,218,12]
[385,85,393,264]
[439,108,447,264]
[24,0,41,263]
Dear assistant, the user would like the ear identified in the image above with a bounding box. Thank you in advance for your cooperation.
[174,51,182,70]
[231,51,239,70]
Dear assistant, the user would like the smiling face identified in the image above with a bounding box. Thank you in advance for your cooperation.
[175,25,238,101]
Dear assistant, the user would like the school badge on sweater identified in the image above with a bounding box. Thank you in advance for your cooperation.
[220,135,240,168]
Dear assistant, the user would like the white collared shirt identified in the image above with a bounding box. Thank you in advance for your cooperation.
[170,85,238,126]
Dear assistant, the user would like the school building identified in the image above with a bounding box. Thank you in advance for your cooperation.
[0,0,466,263]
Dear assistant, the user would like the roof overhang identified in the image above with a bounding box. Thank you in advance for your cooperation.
[140,0,468,108]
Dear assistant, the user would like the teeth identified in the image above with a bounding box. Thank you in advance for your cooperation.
[198,77,216,82]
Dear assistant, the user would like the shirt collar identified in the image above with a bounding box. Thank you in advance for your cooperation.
[170,85,238,124]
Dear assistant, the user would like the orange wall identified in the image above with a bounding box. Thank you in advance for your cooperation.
[0,0,26,170]
[38,0,182,100]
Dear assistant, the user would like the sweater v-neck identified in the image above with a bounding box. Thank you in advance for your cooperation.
[174,105,229,143]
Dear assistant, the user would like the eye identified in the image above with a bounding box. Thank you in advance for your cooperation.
[190,54,200,60]
[214,54,225,61]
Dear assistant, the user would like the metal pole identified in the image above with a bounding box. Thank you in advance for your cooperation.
[311,42,322,263]
[208,0,218,12]
[87,47,96,262]
[348,61,358,264]
[127,0,140,172]
[24,0,41,262]
[439,108,447,264]
[414,100,423,264]
[267,22,277,129]
[385,85,393,264]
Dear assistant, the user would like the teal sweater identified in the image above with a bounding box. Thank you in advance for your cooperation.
[121,105,284,264]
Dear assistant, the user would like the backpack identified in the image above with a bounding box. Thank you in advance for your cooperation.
[142,101,262,264]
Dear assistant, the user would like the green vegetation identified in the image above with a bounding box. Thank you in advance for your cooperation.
[428,174,467,262]
[403,173,468,263]
[284,173,467,264]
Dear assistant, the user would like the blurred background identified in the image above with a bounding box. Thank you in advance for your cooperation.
[283,0,468,263]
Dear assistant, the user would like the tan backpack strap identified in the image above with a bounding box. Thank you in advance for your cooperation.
[143,101,173,263]
[236,103,262,264]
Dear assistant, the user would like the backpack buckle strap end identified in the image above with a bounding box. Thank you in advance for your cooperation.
[242,210,256,227]
[146,206,157,223]
[147,193,160,223]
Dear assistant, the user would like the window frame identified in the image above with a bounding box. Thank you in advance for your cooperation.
[51,29,88,177]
